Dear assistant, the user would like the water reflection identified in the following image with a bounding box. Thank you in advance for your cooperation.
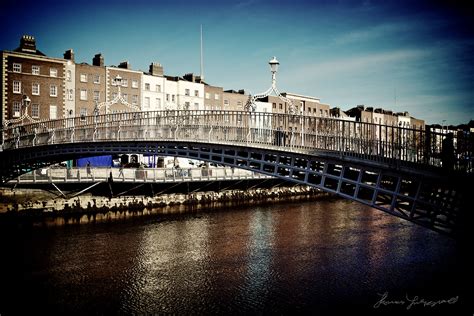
[0,199,466,314]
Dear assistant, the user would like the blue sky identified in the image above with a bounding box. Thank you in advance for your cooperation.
[1,0,473,125]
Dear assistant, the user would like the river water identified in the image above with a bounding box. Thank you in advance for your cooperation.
[0,199,470,315]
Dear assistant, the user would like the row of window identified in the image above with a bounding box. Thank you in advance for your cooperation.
[143,97,161,108]
[111,78,139,88]
[223,100,243,107]
[12,102,57,119]
[79,73,101,84]
[13,81,58,97]
[13,63,59,77]
[184,89,200,97]
[205,92,220,100]
[144,83,162,92]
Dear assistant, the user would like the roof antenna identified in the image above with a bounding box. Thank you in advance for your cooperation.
[200,24,204,82]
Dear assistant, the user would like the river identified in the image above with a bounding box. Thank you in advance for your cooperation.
[0,199,469,315]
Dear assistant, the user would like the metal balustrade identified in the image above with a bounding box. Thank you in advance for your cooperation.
[12,166,269,184]
[2,110,472,173]
[0,110,471,236]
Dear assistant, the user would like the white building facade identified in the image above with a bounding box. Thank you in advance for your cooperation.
[142,73,165,111]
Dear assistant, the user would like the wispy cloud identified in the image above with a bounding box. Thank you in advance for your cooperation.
[288,49,428,79]
[333,22,412,45]
[233,0,260,10]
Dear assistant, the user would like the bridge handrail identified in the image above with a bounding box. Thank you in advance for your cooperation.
[1,110,472,173]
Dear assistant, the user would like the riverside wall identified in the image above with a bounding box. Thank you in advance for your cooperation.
[0,184,334,226]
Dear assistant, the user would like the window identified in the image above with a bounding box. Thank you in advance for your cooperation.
[155,84,161,92]
[32,104,39,118]
[80,108,87,120]
[172,95,175,102]
[184,102,190,109]
[50,68,57,77]
[67,89,74,101]
[122,93,128,102]
[132,80,138,88]
[80,73,87,82]
[66,70,72,82]
[144,97,150,108]
[237,101,242,108]
[194,102,199,109]
[122,79,128,87]
[13,81,21,94]
[13,102,21,117]
[80,89,87,100]
[50,85,58,97]
[224,100,229,106]
[32,83,40,95]
[50,105,57,119]
[93,74,100,84]
[32,65,40,75]
[272,103,276,109]
[214,94,219,100]
[279,103,283,110]
[166,94,170,101]
[13,63,21,73]
[156,98,161,109]
[205,92,210,99]
[145,83,150,91]
[132,95,138,105]
[185,89,190,96]
[320,109,323,116]
[194,90,199,97]
[93,90,100,102]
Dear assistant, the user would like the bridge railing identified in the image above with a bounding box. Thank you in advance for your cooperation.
[2,110,472,173]
[13,166,268,183]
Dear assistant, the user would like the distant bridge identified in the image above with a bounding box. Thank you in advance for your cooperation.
[1,110,472,236]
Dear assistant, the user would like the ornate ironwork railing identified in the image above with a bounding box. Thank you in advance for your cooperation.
[1,110,472,173]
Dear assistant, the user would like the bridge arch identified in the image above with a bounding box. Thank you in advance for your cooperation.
[0,139,467,236]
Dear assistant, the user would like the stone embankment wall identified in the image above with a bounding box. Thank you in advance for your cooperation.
[0,186,332,225]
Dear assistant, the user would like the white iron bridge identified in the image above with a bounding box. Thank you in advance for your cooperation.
[0,110,472,236]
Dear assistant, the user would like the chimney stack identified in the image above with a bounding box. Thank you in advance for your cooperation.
[149,62,163,76]
[64,49,75,62]
[93,53,104,67]
[19,35,36,53]
[118,61,130,69]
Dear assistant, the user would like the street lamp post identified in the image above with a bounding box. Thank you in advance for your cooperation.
[245,56,295,114]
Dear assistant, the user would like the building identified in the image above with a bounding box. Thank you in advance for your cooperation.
[75,54,106,117]
[142,62,165,111]
[1,35,67,124]
[223,89,248,111]
[282,93,331,117]
[204,84,223,110]
[106,61,142,113]
[180,73,204,110]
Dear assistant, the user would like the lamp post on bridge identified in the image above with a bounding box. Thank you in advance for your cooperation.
[245,56,295,114]
[2,93,32,149]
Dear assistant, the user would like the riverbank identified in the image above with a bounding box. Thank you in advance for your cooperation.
[0,185,334,225]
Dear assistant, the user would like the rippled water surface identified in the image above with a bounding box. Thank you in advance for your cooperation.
[0,199,470,314]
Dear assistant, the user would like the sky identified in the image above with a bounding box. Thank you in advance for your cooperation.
[1,0,473,125]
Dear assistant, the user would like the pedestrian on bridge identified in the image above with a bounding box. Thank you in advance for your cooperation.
[441,133,455,172]
[86,161,92,178]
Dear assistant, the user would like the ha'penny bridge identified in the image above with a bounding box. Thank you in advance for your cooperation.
[0,109,472,237]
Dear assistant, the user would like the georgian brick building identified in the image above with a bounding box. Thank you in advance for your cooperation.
[1,35,66,125]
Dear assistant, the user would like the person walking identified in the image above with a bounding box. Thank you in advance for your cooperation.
[118,164,124,179]
[86,161,92,178]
